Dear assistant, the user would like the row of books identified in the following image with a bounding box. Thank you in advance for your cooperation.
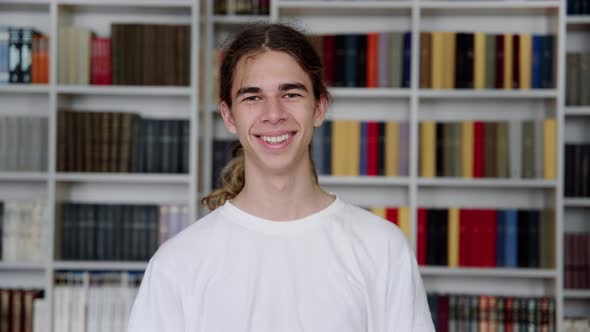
[59,24,190,86]
[1,200,49,263]
[57,111,190,174]
[0,116,48,172]
[566,53,590,106]
[0,288,45,332]
[308,32,411,88]
[565,318,590,332]
[427,294,555,331]
[564,232,590,290]
[564,144,590,197]
[416,208,554,269]
[53,271,141,332]
[419,32,555,90]
[567,0,590,15]
[420,119,557,179]
[213,0,270,15]
[0,27,49,84]
[59,203,191,261]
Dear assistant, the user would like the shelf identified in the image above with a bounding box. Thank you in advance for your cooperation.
[211,15,270,24]
[0,172,48,182]
[318,176,410,187]
[0,84,50,94]
[563,198,590,207]
[278,1,413,10]
[56,85,192,96]
[329,87,411,99]
[55,173,190,184]
[55,0,193,8]
[420,1,560,10]
[419,89,558,99]
[0,0,49,5]
[567,16,590,25]
[418,177,557,188]
[565,106,590,116]
[53,261,148,271]
[564,290,590,299]
[420,266,558,278]
[0,261,47,271]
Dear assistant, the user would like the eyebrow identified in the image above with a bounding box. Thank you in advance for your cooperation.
[235,82,308,98]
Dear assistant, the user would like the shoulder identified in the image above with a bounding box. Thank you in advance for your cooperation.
[147,206,228,272]
[332,200,411,255]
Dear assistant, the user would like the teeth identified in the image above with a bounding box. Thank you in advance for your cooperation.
[261,133,290,144]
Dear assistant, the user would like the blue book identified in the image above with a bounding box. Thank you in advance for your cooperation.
[528,210,540,268]
[344,34,358,87]
[505,209,518,267]
[312,123,325,175]
[359,122,368,175]
[0,26,8,84]
[496,210,506,267]
[323,121,332,175]
[402,31,411,88]
[531,35,542,89]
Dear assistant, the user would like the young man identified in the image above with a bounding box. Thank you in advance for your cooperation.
[128,23,434,332]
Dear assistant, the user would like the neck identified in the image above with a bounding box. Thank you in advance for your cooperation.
[231,161,334,221]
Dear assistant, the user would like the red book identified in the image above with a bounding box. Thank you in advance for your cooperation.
[322,35,335,86]
[473,121,485,178]
[417,208,428,265]
[91,37,112,85]
[366,33,378,88]
[40,36,49,84]
[478,295,490,332]
[437,295,449,332]
[471,209,484,267]
[366,121,380,176]
[385,208,398,225]
[459,209,471,267]
[483,209,498,267]
[504,297,514,332]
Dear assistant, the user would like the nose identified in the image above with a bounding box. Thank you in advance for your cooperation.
[261,97,287,125]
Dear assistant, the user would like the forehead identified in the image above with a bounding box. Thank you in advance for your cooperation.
[232,50,311,92]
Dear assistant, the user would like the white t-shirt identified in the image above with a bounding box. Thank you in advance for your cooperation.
[128,196,435,332]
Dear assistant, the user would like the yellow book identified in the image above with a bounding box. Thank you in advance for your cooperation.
[448,207,460,268]
[431,31,445,89]
[504,34,513,89]
[348,121,361,176]
[444,32,456,89]
[370,207,386,219]
[385,121,399,176]
[474,32,486,89]
[461,121,474,178]
[519,33,532,90]
[543,118,557,179]
[420,122,436,177]
[331,121,348,176]
[398,206,411,240]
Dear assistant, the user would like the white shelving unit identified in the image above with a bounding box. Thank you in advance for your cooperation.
[563,9,590,323]
[0,0,200,330]
[2,0,587,330]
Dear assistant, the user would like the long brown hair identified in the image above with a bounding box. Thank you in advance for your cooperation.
[201,23,330,211]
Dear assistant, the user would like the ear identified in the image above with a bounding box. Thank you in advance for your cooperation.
[313,94,328,127]
[220,101,238,135]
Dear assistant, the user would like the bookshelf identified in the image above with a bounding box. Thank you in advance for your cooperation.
[1,0,587,330]
[563,9,590,324]
[0,0,201,330]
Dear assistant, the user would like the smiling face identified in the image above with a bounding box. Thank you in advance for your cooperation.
[220,50,327,177]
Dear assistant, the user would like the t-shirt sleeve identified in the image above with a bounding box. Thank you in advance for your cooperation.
[376,235,435,332]
[127,258,184,332]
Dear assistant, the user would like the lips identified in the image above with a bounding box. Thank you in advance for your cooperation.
[253,131,298,149]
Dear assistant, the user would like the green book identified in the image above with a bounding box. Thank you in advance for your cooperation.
[485,34,496,89]
[566,53,580,106]
[581,53,590,105]
[389,32,402,88]
[522,120,536,178]
[496,121,510,178]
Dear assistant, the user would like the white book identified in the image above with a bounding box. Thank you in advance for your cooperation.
[29,117,41,172]
[40,117,48,171]
[18,202,32,261]
[5,117,17,170]
[158,205,170,245]
[53,282,64,332]
[169,205,182,238]
[33,297,48,332]
[87,285,98,332]
[2,201,17,261]
[181,205,191,230]
[17,117,30,171]
[0,117,7,170]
